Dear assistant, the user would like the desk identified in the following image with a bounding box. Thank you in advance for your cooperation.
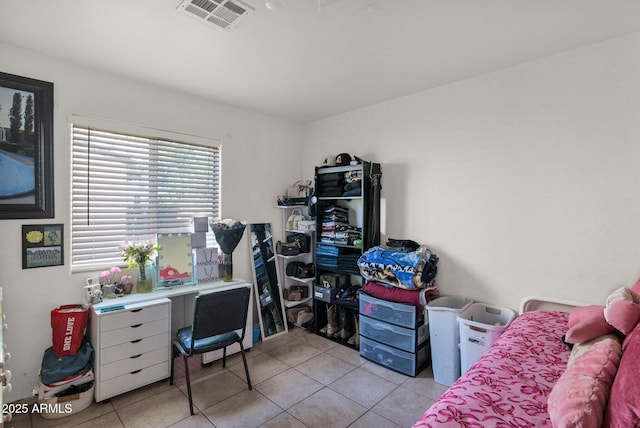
[91,279,253,402]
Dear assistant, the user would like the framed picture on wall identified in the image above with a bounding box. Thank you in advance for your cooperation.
[22,223,64,269]
[0,72,54,219]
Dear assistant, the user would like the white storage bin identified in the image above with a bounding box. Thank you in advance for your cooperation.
[426,296,473,386]
[360,315,429,353]
[457,303,516,374]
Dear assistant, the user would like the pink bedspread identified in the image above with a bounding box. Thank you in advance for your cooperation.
[414,310,570,428]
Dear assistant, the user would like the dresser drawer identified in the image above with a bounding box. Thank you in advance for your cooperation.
[100,348,169,381]
[100,332,169,365]
[101,318,169,348]
[359,292,423,329]
[360,315,429,353]
[100,303,169,332]
[359,336,430,377]
[99,361,169,400]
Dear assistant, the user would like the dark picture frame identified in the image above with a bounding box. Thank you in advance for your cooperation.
[22,223,64,269]
[0,72,54,219]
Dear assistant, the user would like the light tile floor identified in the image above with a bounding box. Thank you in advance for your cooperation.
[9,328,448,428]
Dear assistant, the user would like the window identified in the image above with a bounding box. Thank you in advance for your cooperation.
[71,123,220,271]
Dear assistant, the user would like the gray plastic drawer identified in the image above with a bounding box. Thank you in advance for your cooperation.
[359,336,429,377]
[359,292,423,329]
[360,315,429,353]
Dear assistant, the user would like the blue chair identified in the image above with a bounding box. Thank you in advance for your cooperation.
[170,286,252,415]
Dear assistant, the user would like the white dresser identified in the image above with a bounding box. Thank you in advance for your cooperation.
[91,298,171,402]
[90,279,253,402]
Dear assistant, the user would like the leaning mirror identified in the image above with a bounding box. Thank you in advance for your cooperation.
[248,223,287,340]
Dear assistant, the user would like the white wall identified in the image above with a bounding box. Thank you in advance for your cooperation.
[0,42,303,400]
[303,32,640,311]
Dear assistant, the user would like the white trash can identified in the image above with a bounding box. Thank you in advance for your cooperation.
[426,296,473,386]
[457,303,516,374]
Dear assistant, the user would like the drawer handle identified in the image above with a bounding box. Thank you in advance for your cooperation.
[130,354,142,359]
[130,323,143,328]
[131,308,143,313]
[130,369,142,374]
[130,339,143,344]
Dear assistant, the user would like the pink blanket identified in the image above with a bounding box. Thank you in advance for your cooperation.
[414,310,570,427]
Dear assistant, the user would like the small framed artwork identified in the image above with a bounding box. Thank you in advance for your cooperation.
[22,224,64,269]
[0,72,54,219]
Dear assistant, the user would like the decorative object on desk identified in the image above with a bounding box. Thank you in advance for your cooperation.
[83,283,103,304]
[196,247,219,283]
[120,240,160,293]
[120,276,133,294]
[210,218,246,281]
[99,266,121,298]
[156,233,194,288]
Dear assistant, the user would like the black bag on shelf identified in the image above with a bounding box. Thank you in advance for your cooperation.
[277,241,300,256]
[287,233,311,253]
[286,261,306,277]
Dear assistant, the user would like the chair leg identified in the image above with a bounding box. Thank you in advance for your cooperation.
[169,345,175,386]
[183,354,195,416]
[239,342,252,390]
[222,347,227,368]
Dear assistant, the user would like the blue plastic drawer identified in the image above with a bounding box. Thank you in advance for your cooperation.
[360,315,429,353]
[359,292,423,329]
[359,336,429,377]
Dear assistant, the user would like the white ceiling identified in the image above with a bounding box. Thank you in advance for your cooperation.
[2,0,640,123]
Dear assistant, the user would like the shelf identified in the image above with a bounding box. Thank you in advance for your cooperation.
[286,275,314,284]
[277,253,311,259]
[318,196,362,201]
[285,229,315,234]
[316,164,364,174]
[317,242,362,249]
[284,296,313,308]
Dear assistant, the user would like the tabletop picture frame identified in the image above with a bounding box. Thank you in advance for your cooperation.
[0,72,54,219]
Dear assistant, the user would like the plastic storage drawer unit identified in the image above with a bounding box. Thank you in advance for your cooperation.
[359,336,429,377]
[359,292,423,329]
[360,315,429,353]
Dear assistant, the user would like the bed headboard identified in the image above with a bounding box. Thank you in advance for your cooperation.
[520,295,590,314]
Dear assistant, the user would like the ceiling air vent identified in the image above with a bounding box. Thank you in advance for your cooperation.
[178,0,255,30]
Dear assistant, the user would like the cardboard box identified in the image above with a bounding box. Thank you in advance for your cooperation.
[297,220,315,231]
[319,273,347,289]
[314,285,339,303]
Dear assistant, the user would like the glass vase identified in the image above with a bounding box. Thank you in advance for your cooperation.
[136,263,154,293]
[222,252,233,282]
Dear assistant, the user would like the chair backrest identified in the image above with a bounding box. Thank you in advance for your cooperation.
[191,286,251,343]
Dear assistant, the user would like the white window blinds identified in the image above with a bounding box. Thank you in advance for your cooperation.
[71,125,220,270]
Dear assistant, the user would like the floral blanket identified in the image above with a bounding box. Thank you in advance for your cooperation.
[414,310,570,427]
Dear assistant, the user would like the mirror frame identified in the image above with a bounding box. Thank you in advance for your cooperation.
[248,223,288,341]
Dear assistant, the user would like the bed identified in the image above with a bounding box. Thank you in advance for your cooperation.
[413,293,640,428]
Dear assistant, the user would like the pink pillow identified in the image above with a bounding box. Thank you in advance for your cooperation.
[565,305,616,344]
[548,337,622,428]
[604,287,640,335]
[632,277,640,294]
[604,322,640,427]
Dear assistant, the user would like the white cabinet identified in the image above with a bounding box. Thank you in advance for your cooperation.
[91,299,171,402]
